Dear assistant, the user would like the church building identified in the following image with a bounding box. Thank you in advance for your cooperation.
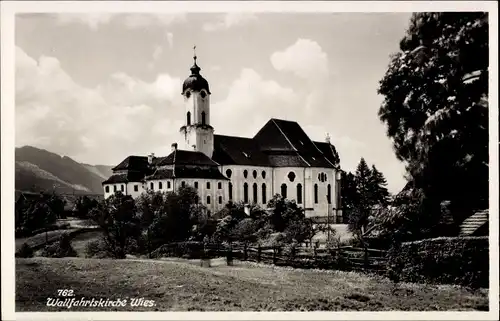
[103,52,343,222]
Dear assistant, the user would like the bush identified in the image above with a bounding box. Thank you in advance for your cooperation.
[387,236,488,288]
[84,239,112,258]
[40,233,78,258]
[150,241,206,259]
[16,243,34,258]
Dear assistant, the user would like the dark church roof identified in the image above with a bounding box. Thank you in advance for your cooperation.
[112,156,149,171]
[102,171,145,184]
[157,149,220,166]
[212,118,340,168]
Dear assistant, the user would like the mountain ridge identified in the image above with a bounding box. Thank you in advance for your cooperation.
[15,146,113,195]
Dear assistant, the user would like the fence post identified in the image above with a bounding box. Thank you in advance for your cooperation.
[364,246,369,269]
[226,243,233,266]
[257,245,262,263]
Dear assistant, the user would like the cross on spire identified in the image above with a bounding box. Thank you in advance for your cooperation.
[193,45,197,63]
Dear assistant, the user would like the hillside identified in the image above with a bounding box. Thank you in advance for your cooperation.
[15,257,488,311]
[15,146,113,195]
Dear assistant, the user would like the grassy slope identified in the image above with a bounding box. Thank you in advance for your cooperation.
[16,258,488,312]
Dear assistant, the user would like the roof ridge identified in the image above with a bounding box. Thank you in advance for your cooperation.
[271,119,311,167]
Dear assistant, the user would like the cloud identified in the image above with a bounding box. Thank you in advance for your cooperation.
[165,32,174,48]
[202,13,258,32]
[54,13,186,30]
[270,38,329,84]
[16,46,184,164]
[152,45,163,61]
[121,14,187,29]
[55,13,114,30]
[211,68,299,138]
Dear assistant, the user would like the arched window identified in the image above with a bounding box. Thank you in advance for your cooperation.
[207,195,211,204]
[253,183,258,203]
[181,181,186,187]
[253,170,257,179]
[105,186,109,193]
[159,182,163,190]
[243,170,248,179]
[262,183,267,205]
[226,169,232,178]
[288,171,296,182]
[228,182,233,200]
[218,196,222,204]
[297,183,303,204]
[243,183,249,203]
[201,111,206,125]
[187,111,191,126]
[114,185,117,192]
[194,181,198,189]
[262,171,266,179]
[281,183,287,199]
[314,184,318,204]
[327,184,331,204]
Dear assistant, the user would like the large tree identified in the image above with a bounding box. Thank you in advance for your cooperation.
[369,165,390,206]
[378,13,488,223]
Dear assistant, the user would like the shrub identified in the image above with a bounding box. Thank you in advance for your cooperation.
[84,239,112,258]
[387,236,488,288]
[150,241,206,259]
[40,233,78,258]
[16,243,34,258]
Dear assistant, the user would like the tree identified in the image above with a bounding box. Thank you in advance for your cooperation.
[369,165,390,206]
[89,192,141,259]
[378,13,488,226]
[341,171,359,212]
[74,196,99,219]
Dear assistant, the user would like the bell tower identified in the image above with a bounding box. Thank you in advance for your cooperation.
[179,46,214,158]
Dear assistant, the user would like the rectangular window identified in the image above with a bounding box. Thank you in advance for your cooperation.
[105,186,110,193]
[207,196,211,204]
[121,185,124,192]
[167,181,171,189]
[207,182,211,189]
[113,185,117,192]
[218,196,222,204]
[134,185,139,192]
[159,182,163,189]
[194,182,198,189]
[218,182,222,189]
[150,182,154,190]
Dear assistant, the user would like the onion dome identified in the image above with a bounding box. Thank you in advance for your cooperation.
[182,53,210,94]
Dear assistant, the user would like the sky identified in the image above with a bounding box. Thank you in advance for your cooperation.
[15,12,413,193]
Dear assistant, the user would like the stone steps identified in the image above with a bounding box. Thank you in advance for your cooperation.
[459,210,488,236]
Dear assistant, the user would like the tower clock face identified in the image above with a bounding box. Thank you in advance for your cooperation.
[200,91,207,98]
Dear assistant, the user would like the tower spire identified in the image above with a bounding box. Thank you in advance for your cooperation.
[190,45,200,75]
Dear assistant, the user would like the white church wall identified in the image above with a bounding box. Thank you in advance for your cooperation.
[175,178,226,214]
[272,167,307,205]
[219,165,274,206]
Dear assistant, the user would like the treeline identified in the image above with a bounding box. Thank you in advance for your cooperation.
[83,187,336,259]
[15,192,100,237]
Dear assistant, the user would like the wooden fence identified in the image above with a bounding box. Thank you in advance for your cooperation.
[158,242,388,274]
